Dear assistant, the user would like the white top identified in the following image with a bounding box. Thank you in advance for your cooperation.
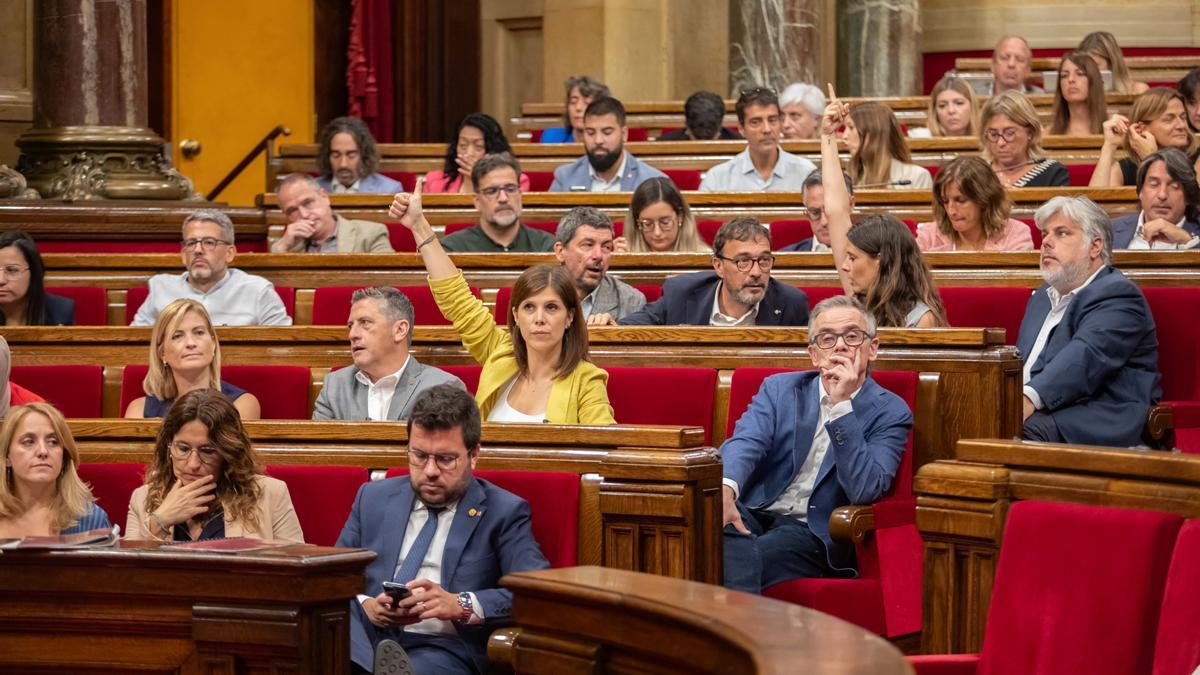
[1022,265,1106,409]
[487,376,546,423]
[709,281,759,326]
[353,357,411,421]
[131,268,292,327]
[1127,213,1200,250]
[888,160,933,190]
[588,153,629,193]
[699,147,817,192]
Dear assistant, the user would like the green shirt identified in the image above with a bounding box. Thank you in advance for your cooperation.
[440,224,555,253]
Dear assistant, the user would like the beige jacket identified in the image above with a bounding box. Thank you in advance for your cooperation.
[271,215,393,253]
[125,474,305,543]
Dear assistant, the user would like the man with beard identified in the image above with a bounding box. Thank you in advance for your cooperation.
[131,209,291,326]
[337,384,549,674]
[1111,148,1200,249]
[700,87,816,192]
[439,153,555,252]
[1017,195,1160,446]
[618,217,808,326]
[314,116,404,194]
[553,207,645,325]
[549,96,667,192]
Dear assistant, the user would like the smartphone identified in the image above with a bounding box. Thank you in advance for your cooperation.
[381,581,411,606]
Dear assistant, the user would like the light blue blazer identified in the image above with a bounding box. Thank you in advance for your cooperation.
[549,153,667,192]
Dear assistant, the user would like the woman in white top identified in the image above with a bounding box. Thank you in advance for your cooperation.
[843,101,932,190]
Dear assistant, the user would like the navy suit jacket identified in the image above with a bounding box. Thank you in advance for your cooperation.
[0,293,75,326]
[779,237,815,252]
[1111,213,1200,248]
[549,152,667,192]
[618,271,809,326]
[1016,266,1160,446]
[336,476,548,667]
[721,371,912,571]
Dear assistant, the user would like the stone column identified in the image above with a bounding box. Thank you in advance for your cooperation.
[16,0,196,200]
[729,0,825,94]
[838,0,922,97]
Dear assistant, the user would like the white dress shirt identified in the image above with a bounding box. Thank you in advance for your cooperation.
[1022,265,1106,409]
[131,269,292,326]
[1127,212,1200,250]
[353,357,410,420]
[588,153,629,193]
[709,281,760,326]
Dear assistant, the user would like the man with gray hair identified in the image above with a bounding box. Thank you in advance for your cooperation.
[314,287,464,421]
[990,35,1043,94]
[779,82,826,140]
[1017,195,1160,446]
[272,173,393,253]
[131,209,291,326]
[721,295,912,591]
[553,207,645,325]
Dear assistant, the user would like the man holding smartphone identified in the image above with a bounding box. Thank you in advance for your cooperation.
[337,384,548,674]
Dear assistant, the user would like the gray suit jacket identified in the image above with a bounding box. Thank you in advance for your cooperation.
[549,152,667,192]
[312,358,465,421]
[589,273,646,320]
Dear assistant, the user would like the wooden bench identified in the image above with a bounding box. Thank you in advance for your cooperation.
[954,55,1200,86]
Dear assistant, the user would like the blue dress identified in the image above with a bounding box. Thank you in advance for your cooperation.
[142,381,247,418]
[61,501,112,535]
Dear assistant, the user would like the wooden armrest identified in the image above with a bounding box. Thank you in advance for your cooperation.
[1144,404,1173,447]
[487,627,521,671]
[829,504,875,544]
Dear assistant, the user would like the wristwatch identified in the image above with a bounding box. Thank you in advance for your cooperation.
[456,592,474,623]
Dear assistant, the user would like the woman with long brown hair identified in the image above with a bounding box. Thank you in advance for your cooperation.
[917,156,1034,252]
[843,101,932,189]
[1050,51,1107,136]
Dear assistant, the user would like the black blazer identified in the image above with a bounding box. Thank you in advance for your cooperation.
[0,292,75,326]
[618,271,809,326]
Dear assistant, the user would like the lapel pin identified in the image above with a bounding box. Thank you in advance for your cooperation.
[774,309,782,315]
[468,508,481,517]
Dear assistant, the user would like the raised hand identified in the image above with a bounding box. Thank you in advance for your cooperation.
[154,474,217,529]
[820,348,866,405]
[1101,114,1129,147]
[388,177,426,230]
[821,83,851,138]
[280,218,319,248]
[612,236,630,253]
[1128,123,1158,159]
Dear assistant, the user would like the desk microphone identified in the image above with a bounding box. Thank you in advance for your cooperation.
[856,179,913,189]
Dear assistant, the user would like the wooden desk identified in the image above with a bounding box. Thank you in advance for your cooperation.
[914,439,1200,655]
[491,566,914,674]
[0,200,268,246]
[0,540,374,673]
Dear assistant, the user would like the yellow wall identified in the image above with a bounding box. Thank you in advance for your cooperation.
[171,0,314,207]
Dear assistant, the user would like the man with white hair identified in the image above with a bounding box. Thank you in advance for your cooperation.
[1016,196,1159,446]
[779,83,826,140]
[990,35,1044,94]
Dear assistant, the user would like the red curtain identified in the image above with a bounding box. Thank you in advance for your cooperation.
[346,0,394,142]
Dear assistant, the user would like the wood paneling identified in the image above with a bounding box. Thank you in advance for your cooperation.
[395,0,481,142]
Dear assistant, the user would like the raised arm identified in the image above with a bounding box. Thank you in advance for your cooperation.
[388,178,458,280]
[1088,115,1129,187]
[821,85,855,295]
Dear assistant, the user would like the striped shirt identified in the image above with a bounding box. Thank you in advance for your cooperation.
[61,501,113,535]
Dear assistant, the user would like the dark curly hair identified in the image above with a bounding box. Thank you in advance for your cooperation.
[441,113,514,179]
[316,116,380,182]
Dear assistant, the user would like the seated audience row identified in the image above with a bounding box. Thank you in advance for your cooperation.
[0,230,73,326]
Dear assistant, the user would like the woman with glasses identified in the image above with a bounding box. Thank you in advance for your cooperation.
[979,91,1070,188]
[127,389,302,542]
[1090,87,1200,187]
[622,177,708,253]
[0,402,111,538]
[423,113,531,194]
[842,101,932,189]
[0,230,74,326]
[916,156,1034,252]
[124,299,261,420]
[389,179,615,425]
[822,86,947,328]
[1049,51,1106,137]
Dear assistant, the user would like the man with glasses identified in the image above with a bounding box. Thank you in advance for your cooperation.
[131,209,291,326]
[618,217,808,326]
[699,87,816,192]
[721,295,912,592]
[553,207,645,325]
[337,384,548,674]
[439,153,555,252]
[272,173,393,253]
[548,96,667,192]
[779,171,855,253]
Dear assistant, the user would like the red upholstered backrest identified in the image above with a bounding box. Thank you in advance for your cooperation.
[797,286,846,311]
[440,365,482,394]
[45,286,107,325]
[978,501,1181,675]
[524,221,559,236]
[311,285,478,326]
[382,468,580,568]
[697,219,723,245]
[444,222,474,235]
[120,364,311,419]
[604,366,718,443]
[493,286,513,324]
[10,365,103,418]
[380,171,418,192]
[663,169,702,190]
[530,129,545,143]
[77,463,146,523]
[526,171,555,192]
[1018,218,1042,248]
[385,223,418,252]
[124,286,294,324]
[939,286,1031,345]
[1143,287,1200,401]
[634,284,662,302]
[627,128,649,142]
[1153,518,1200,675]
[770,219,814,250]
[264,465,369,546]
[1066,164,1095,187]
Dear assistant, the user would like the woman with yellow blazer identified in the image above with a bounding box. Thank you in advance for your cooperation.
[126,389,304,543]
[389,175,615,425]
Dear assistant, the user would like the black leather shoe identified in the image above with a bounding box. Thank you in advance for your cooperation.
[373,639,414,675]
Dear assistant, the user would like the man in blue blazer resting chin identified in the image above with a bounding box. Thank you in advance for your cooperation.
[720,295,912,592]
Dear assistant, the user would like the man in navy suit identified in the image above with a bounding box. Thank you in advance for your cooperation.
[1110,148,1200,250]
[337,384,549,674]
[1017,195,1160,446]
[549,96,666,192]
[720,296,912,592]
[618,217,809,326]
[778,171,853,253]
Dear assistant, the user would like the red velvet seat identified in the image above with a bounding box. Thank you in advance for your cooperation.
[77,463,145,524]
[909,501,1181,675]
[45,286,107,325]
[1018,218,1043,248]
[264,465,369,546]
[1152,518,1200,675]
[311,285,477,326]
[634,285,663,303]
[383,468,580,568]
[626,128,649,142]
[796,286,846,311]
[726,369,921,637]
[526,171,555,192]
[124,286,295,325]
[441,365,482,394]
[524,221,559,236]
[1142,288,1200,453]
[380,171,418,192]
[385,223,418,252]
[10,365,103,418]
[604,366,718,444]
[697,219,723,245]
[663,169,701,190]
[938,286,1032,345]
[1066,163,1095,187]
[120,364,311,419]
[769,219,814,250]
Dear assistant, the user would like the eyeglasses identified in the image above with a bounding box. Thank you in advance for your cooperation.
[169,442,221,465]
[983,128,1021,143]
[716,254,775,272]
[0,265,29,281]
[810,329,871,350]
[637,217,678,233]
[408,448,463,471]
[806,207,824,220]
[478,184,520,199]
[181,237,231,251]
[740,86,778,97]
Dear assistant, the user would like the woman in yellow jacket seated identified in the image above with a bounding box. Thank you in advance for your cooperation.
[389,177,615,425]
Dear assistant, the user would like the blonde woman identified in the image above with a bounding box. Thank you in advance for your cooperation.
[1078,31,1149,95]
[124,299,260,419]
[843,101,932,189]
[1090,87,1200,187]
[0,402,111,537]
[979,91,1070,187]
[917,76,978,138]
[622,177,708,253]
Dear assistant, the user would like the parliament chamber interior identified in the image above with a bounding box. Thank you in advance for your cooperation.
[1,0,1200,673]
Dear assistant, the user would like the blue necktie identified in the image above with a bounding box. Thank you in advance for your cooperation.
[392,506,444,583]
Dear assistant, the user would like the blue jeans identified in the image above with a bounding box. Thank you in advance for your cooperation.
[723,501,846,594]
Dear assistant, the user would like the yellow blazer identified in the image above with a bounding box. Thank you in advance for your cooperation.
[125,475,305,543]
[429,272,616,425]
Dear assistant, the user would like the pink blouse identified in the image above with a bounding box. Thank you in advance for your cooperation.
[422,170,532,194]
[916,218,1034,252]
